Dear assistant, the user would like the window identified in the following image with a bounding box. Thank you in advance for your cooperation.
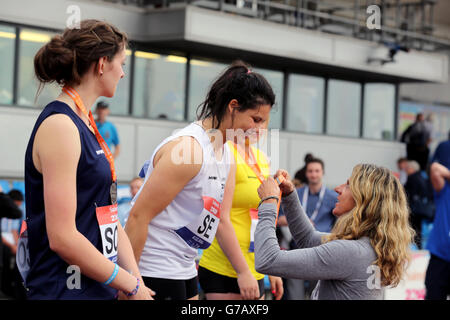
[253,67,283,129]
[188,59,227,122]
[363,83,395,140]
[17,28,60,107]
[97,49,132,115]
[0,25,15,105]
[133,51,186,121]
[326,79,361,137]
[286,74,325,133]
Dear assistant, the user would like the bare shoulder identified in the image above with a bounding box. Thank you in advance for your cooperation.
[36,113,79,138]
[153,135,203,181]
[34,114,81,168]
[154,135,203,167]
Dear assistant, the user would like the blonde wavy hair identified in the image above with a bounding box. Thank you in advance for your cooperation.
[324,164,415,287]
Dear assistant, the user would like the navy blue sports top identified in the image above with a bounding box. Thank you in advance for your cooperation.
[24,100,117,299]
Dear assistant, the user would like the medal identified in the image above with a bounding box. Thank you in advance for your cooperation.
[110,181,117,205]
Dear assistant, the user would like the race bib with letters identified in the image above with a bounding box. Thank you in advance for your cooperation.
[16,220,30,282]
[96,204,119,263]
[174,196,221,249]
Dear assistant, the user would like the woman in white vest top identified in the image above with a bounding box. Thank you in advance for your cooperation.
[125,61,276,300]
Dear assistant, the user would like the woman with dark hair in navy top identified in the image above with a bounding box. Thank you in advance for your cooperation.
[20,20,153,300]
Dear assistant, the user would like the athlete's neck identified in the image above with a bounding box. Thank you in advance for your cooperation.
[199,117,225,158]
[58,82,100,115]
[56,82,101,130]
[70,83,100,112]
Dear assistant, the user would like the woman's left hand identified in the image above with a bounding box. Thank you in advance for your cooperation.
[257,177,281,201]
[268,276,284,300]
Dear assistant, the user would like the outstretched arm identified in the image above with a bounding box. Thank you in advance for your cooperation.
[254,200,354,280]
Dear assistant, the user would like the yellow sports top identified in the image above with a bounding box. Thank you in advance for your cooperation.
[198,141,270,280]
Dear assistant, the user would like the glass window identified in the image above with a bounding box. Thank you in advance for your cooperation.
[326,79,361,137]
[133,51,186,121]
[17,28,60,108]
[188,59,227,122]
[363,83,395,140]
[253,67,283,129]
[96,49,132,115]
[286,74,325,133]
[0,25,15,105]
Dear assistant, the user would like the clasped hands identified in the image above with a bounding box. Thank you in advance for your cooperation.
[257,169,295,204]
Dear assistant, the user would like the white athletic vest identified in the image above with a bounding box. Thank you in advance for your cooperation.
[133,122,231,279]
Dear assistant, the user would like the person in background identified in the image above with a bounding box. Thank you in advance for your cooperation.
[424,113,434,145]
[431,129,450,171]
[403,161,434,249]
[424,159,450,300]
[117,177,144,227]
[293,153,314,188]
[1,190,26,299]
[1,190,24,256]
[297,158,337,233]
[397,157,409,185]
[401,113,430,171]
[95,101,120,159]
[0,187,22,297]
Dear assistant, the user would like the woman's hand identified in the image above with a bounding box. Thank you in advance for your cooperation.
[237,270,260,300]
[128,284,155,300]
[268,276,284,300]
[257,177,280,201]
[118,281,155,300]
[274,169,295,196]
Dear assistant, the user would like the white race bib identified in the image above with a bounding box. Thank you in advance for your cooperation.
[16,220,30,282]
[96,204,119,263]
[174,196,221,249]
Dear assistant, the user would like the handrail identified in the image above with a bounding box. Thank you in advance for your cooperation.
[103,0,450,51]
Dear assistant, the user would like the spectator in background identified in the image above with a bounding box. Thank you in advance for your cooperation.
[297,158,338,233]
[293,153,314,188]
[0,187,22,297]
[431,130,450,171]
[117,177,144,227]
[1,189,26,299]
[1,190,24,255]
[424,113,434,144]
[95,101,121,159]
[403,161,434,249]
[401,113,431,171]
[425,161,450,300]
[397,157,408,185]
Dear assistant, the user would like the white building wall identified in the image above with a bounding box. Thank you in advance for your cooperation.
[0,105,405,188]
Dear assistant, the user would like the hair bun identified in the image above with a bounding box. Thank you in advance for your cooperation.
[34,34,76,85]
[34,20,127,88]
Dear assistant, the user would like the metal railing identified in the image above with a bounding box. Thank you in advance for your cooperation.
[100,0,450,52]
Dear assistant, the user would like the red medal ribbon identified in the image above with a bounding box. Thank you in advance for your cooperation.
[62,86,117,182]
[232,142,282,224]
